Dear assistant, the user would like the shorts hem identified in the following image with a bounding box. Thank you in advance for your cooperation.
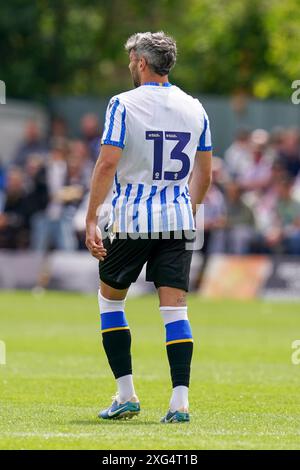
[99,273,131,290]
[152,280,190,292]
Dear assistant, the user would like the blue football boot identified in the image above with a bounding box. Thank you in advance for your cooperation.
[99,395,140,420]
[160,409,190,423]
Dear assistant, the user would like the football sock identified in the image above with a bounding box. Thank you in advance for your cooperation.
[160,306,193,411]
[98,292,133,395]
[116,374,136,403]
[170,385,189,412]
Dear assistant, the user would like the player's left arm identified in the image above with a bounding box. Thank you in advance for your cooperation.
[85,145,122,259]
[189,150,212,215]
[189,106,213,214]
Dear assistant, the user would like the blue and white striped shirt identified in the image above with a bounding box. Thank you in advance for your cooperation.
[101,83,212,233]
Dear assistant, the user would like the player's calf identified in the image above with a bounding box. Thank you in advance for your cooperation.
[160,306,193,422]
[99,291,137,406]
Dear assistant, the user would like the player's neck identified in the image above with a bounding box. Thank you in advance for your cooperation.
[140,74,169,86]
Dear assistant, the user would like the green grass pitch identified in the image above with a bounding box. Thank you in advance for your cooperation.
[0,290,300,450]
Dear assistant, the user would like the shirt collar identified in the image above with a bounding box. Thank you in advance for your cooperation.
[142,82,172,87]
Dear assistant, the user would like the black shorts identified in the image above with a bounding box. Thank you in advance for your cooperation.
[99,231,194,292]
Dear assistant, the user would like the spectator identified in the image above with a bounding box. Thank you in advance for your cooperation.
[14,120,48,167]
[56,152,89,215]
[69,139,93,181]
[262,176,300,255]
[202,158,227,254]
[278,128,300,178]
[0,168,29,249]
[48,116,69,147]
[292,170,300,203]
[24,154,49,248]
[254,161,288,234]
[239,129,272,194]
[196,158,226,286]
[31,141,78,251]
[59,151,91,250]
[223,181,256,254]
[268,126,285,162]
[0,159,5,211]
[209,155,230,191]
[80,113,101,161]
[0,158,5,191]
[224,128,252,179]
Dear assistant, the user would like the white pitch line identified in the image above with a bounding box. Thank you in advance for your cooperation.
[2,432,97,439]
[2,430,300,439]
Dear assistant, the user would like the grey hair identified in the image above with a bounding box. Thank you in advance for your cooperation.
[125,31,177,76]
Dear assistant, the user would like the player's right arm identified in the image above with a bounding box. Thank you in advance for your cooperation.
[85,96,126,260]
[189,150,212,214]
[85,145,122,260]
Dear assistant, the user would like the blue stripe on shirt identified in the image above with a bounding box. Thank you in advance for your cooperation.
[111,182,121,226]
[120,183,132,232]
[146,186,158,233]
[198,116,207,150]
[160,187,168,232]
[119,106,126,147]
[197,115,212,151]
[105,98,120,141]
[182,186,194,230]
[132,184,144,232]
[102,139,125,149]
[173,185,183,230]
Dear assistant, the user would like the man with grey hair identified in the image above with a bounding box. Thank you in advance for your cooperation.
[125,31,177,86]
[86,31,212,423]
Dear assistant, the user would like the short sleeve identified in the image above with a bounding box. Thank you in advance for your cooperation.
[197,108,212,151]
[101,97,127,149]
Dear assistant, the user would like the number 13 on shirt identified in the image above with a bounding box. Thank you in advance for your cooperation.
[146,131,191,181]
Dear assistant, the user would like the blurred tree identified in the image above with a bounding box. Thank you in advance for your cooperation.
[172,0,269,96]
[256,0,300,98]
[0,0,299,99]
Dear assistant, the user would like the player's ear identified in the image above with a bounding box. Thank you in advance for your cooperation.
[139,57,147,71]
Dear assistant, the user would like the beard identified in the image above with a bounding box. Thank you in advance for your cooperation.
[131,69,141,88]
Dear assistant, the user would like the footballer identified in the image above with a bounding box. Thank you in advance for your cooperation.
[85,31,212,423]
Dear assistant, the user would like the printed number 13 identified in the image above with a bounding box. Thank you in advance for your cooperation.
[146,131,191,181]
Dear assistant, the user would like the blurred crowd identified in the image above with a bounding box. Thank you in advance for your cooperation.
[203,127,300,257]
[1,118,300,256]
[0,115,100,251]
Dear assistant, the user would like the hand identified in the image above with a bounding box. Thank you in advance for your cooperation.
[85,221,107,261]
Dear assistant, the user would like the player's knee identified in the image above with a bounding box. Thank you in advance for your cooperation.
[158,287,187,308]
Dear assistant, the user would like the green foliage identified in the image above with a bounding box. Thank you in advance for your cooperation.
[0,0,299,99]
